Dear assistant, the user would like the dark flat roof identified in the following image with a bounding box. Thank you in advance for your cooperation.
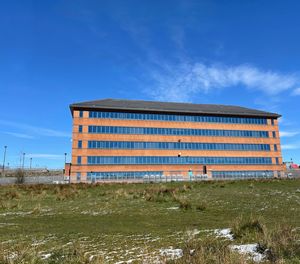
[70,98,280,118]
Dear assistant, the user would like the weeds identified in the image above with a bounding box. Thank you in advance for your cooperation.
[173,196,192,210]
[15,169,25,184]
[4,189,20,200]
[231,216,266,240]
[0,179,299,263]
[170,236,248,264]
[258,224,300,263]
[0,242,105,264]
[145,193,168,203]
[195,202,207,211]
[31,203,42,214]
[54,185,79,201]
[0,200,21,210]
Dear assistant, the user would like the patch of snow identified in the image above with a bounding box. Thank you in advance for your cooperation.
[186,229,201,239]
[32,240,47,246]
[40,253,52,260]
[115,259,137,264]
[0,211,32,217]
[230,244,265,262]
[0,223,17,227]
[80,210,113,216]
[214,228,234,240]
[190,249,196,255]
[167,207,179,210]
[8,252,18,259]
[160,248,183,260]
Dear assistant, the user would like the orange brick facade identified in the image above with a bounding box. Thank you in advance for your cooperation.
[69,103,284,183]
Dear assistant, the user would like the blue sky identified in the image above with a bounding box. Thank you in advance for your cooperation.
[0,0,300,168]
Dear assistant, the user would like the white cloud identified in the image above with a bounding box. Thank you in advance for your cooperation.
[281,144,300,150]
[0,120,70,138]
[3,131,34,139]
[146,62,300,102]
[280,131,300,137]
[292,87,300,95]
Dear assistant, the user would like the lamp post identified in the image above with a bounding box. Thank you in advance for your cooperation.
[2,146,7,173]
[30,158,32,170]
[22,153,25,169]
[64,153,67,164]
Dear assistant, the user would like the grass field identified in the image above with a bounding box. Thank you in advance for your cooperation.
[0,179,299,263]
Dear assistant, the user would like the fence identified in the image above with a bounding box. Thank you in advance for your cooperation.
[86,170,292,183]
[1,170,297,185]
[86,170,208,183]
[142,170,208,183]
[0,175,65,185]
[285,169,300,178]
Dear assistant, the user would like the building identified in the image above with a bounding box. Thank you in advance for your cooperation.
[68,98,284,183]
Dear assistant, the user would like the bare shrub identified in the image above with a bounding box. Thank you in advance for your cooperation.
[4,189,20,200]
[144,192,168,203]
[231,216,266,240]
[54,185,79,201]
[195,202,207,211]
[173,196,192,210]
[15,169,25,184]
[31,203,42,214]
[183,184,192,192]
[142,185,180,203]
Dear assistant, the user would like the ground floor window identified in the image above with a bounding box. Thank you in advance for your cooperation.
[212,171,274,179]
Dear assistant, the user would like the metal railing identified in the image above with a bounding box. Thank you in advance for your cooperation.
[285,169,300,178]
[85,170,288,183]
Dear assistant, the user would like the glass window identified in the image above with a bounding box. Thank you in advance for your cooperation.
[79,111,83,118]
[87,111,268,125]
[87,126,269,138]
[87,156,272,165]
[78,140,82,149]
[212,171,274,179]
[78,125,83,133]
[85,141,270,151]
[77,156,82,164]
[76,172,81,181]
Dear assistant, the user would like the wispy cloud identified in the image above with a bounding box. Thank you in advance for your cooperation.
[0,120,70,138]
[280,131,300,137]
[277,117,283,124]
[2,131,34,139]
[292,87,300,95]
[27,154,65,160]
[145,62,300,102]
[281,144,300,150]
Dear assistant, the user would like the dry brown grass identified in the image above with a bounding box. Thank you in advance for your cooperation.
[258,224,300,263]
[195,202,207,211]
[173,196,192,210]
[0,242,105,264]
[14,169,25,184]
[169,236,250,264]
[231,215,266,240]
[54,185,80,201]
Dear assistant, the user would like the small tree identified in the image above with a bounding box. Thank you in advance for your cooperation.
[15,169,25,184]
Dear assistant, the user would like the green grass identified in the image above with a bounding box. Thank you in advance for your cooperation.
[0,179,299,263]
